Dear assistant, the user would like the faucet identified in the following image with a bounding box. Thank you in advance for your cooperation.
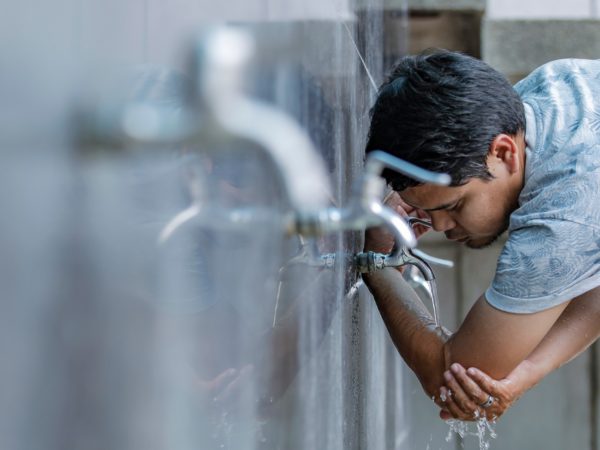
[76,26,332,217]
[332,152,451,275]
[355,216,454,280]
[284,152,453,290]
[292,150,450,241]
[74,25,452,279]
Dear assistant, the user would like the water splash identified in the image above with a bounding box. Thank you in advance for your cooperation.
[445,414,497,450]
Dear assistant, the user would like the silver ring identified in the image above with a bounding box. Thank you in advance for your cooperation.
[480,395,494,409]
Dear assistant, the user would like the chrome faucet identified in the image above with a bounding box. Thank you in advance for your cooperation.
[355,216,454,279]
[76,26,332,218]
[74,25,452,279]
[292,150,450,241]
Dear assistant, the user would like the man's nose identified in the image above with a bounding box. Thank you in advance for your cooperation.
[429,210,456,232]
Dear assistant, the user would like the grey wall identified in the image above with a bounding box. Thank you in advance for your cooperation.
[0,1,419,449]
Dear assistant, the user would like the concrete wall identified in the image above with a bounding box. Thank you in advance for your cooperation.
[488,0,597,19]
[1,1,413,449]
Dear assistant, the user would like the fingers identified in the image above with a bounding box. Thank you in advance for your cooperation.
[440,386,474,421]
[443,370,480,418]
[450,364,489,405]
[384,193,416,217]
[381,191,432,237]
[382,189,399,205]
[466,367,513,421]
[466,367,501,397]
[437,365,511,422]
[412,224,430,239]
[416,208,431,220]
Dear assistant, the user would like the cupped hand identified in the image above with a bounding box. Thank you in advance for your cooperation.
[438,363,525,422]
[364,191,431,254]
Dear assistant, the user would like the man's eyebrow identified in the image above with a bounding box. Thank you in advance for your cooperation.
[423,202,458,212]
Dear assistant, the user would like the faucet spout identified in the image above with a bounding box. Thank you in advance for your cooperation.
[368,201,416,252]
[192,27,332,213]
[365,151,452,186]
[399,250,436,281]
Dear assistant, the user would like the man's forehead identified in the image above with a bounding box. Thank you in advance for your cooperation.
[399,184,460,211]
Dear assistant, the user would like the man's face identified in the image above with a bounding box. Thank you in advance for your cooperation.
[400,177,517,249]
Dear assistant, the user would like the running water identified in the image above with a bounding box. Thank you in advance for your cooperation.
[428,278,441,329]
[445,414,498,450]
[341,21,379,92]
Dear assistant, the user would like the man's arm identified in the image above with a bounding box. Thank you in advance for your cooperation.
[519,283,600,378]
[441,284,600,420]
[362,267,570,398]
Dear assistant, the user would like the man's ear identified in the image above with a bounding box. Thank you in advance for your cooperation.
[488,134,520,175]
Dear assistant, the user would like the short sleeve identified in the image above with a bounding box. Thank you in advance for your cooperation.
[486,219,600,313]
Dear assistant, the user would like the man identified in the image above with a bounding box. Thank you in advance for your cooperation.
[362,50,600,421]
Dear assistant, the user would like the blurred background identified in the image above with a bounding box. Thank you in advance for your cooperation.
[0,0,598,449]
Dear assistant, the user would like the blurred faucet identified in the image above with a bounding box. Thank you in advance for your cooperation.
[75,25,453,275]
[190,27,332,213]
[76,26,331,224]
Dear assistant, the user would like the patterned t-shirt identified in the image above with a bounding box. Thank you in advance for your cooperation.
[485,58,600,313]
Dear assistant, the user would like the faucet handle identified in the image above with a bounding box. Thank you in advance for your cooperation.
[406,217,432,229]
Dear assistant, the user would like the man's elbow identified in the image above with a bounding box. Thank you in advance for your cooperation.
[419,374,443,400]
[414,341,451,399]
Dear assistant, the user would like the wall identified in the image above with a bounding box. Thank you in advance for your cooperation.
[0,1,423,449]
[484,0,600,81]
[488,0,600,18]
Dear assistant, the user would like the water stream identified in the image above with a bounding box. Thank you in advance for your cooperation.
[428,278,442,329]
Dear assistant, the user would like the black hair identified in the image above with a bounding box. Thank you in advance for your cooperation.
[365,50,525,191]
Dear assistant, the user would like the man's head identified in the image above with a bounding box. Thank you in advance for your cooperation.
[366,50,526,248]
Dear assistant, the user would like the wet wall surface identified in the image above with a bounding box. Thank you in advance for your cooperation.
[0,1,419,449]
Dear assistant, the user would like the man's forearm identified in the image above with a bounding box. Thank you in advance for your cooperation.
[516,287,600,391]
[363,267,450,396]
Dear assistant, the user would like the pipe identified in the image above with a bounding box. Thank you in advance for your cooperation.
[365,150,452,186]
